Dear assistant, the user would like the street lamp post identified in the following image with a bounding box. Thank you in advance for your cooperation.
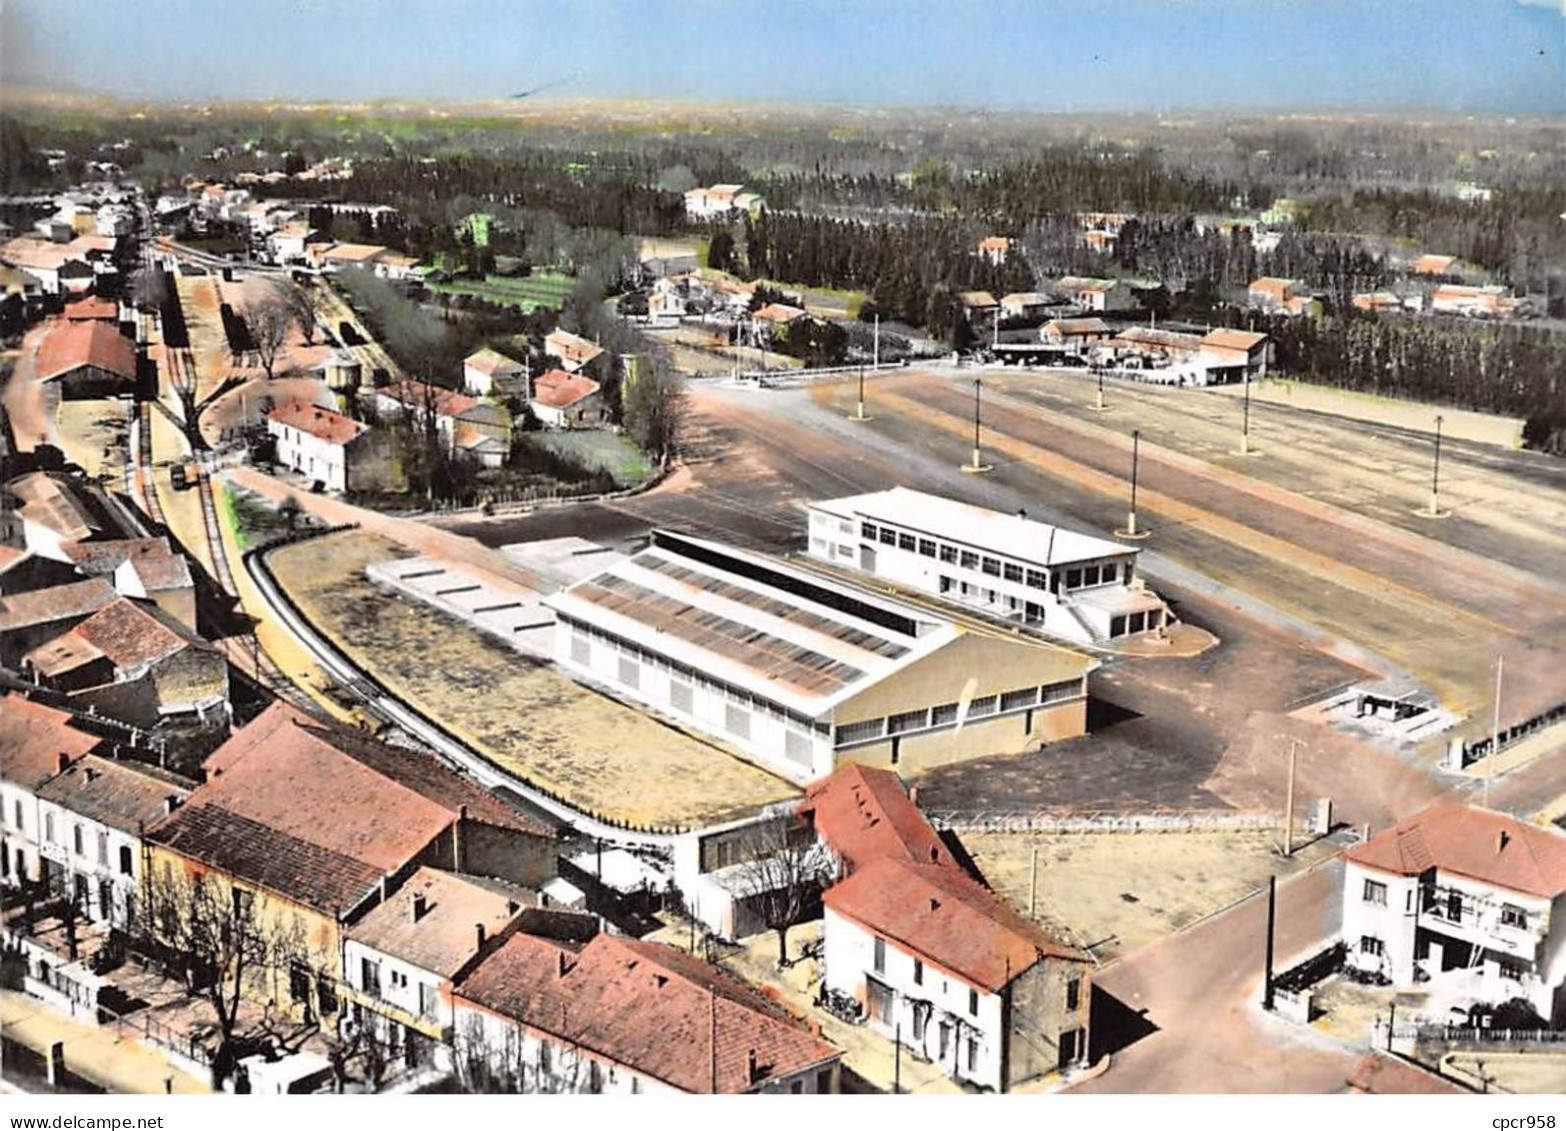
[1427,413,1445,516]
[1095,366,1107,412]
[1240,370,1252,455]
[962,378,991,473]
[1116,429,1149,538]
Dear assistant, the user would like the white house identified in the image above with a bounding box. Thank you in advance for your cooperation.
[529,370,603,430]
[1344,804,1566,1025]
[805,487,1173,646]
[341,867,526,1073]
[267,401,396,494]
[808,764,1092,1091]
[33,754,191,930]
[0,696,99,894]
[462,348,525,397]
[683,185,766,222]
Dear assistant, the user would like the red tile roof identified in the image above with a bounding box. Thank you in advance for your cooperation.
[379,379,479,419]
[544,329,604,367]
[348,866,525,977]
[456,932,838,1092]
[58,596,207,671]
[0,693,101,790]
[531,369,600,410]
[465,348,523,377]
[35,754,193,836]
[801,764,947,873]
[0,577,117,632]
[1201,327,1269,353]
[62,296,119,322]
[824,857,1088,992]
[1346,804,1566,899]
[35,319,136,382]
[267,400,366,446]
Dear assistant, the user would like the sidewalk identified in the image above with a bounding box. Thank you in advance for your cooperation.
[1,990,212,1095]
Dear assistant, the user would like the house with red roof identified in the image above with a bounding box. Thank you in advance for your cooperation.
[805,764,1091,1091]
[1344,803,1566,1024]
[453,930,839,1093]
[371,378,513,466]
[267,400,399,493]
[33,318,137,399]
[529,369,603,430]
[145,703,557,1026]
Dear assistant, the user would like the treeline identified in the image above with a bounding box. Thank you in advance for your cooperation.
[739,211,1034,336]
[1261,313,1565,448]
[1301,187,1566,295]
[286,153,685,242]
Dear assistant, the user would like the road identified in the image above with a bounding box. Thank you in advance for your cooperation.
[1076,860,1359,1093]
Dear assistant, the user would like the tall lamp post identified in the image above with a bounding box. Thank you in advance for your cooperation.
[1115,429,1149,538]
[1093,366,1108,412]
[1426,414,1446,516]
[961,378,992,473]
[1239,370,1253,455]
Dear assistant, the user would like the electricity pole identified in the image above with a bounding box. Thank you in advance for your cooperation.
[1427,414,1445,516]
[1263,874,1277,1011]
[1284,738,1300,856]
[1486,654,1503,808]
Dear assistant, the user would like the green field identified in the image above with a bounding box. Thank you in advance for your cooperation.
[531,430,651,487]
[428,270,576,311]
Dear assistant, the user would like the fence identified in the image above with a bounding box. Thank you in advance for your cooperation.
[1458,699,1566,768]
[923,809,1280,835]
[741,359,934,387]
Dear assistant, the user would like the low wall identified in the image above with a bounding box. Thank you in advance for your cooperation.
[1206,379,1525,449]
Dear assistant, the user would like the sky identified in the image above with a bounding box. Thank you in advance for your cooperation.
[4,0,1563,114]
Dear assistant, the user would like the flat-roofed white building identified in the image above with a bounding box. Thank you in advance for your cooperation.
[544,531,1097,782]
[805,488,1172,646]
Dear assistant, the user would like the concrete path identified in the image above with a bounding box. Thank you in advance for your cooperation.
[1,990,211,1095]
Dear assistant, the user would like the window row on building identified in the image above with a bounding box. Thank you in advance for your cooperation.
[562,615,831,739]
[832,678,1083,750]
[857,520,1128,594]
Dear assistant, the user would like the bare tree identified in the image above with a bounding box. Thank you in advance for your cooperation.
[278,280,323,346]
[141,869,308,1088]
[243,293,293,381]
[732,814,831,969]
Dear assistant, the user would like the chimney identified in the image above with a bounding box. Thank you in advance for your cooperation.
[929,845,940,864]
[163,794,181,815]
[454,803,469,870]
[929,898,941,912]
[1500,830,1511,852]
[411,893,428,922]
[748,1049,759,1083]
[908,785,920,805]
[1017,508,1027,520]
[558,951,573,978]
[57,751,71,774]
[85,767,100,783]
[475,922,486,950]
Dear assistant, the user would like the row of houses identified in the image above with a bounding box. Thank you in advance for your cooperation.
[684,185,766,222]
[266,335,610,491]
[1,697,843,1093]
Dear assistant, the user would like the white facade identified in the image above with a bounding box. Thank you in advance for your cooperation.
[551,616,837,781]
[1,775,46,890]
[1344,859,1566,1022]
[341,937,455,1070]
[822,906,1007,1090]
[33,797,147,929]
[806,488,1172,646]
[269,418,350,492]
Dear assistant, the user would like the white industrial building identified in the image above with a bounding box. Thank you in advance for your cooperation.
[805,488,1172,646]
[544,531,1097,782]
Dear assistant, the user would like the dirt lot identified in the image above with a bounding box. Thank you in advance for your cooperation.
[1442,1051,1566,1095]
[960,829,1341,962]
[819,370,1566,724]
[266,529,797,828]
[55,397,130,479]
